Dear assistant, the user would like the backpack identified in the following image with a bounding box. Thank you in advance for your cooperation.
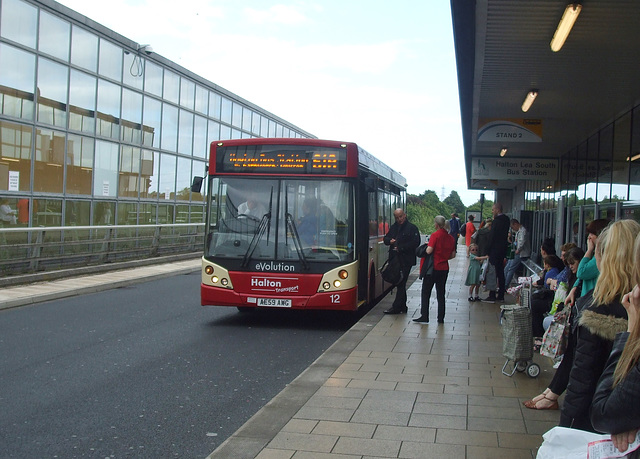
[460,223,466,237]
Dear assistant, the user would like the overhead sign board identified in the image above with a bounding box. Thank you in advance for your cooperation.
[471,157,558,181]
[478,119,542,142]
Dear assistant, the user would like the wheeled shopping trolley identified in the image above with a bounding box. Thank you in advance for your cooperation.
[500,295,540,378]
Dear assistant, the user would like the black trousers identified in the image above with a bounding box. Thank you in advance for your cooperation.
[391,267,410,310]
[490,256,505,298]
[420,269,449,321]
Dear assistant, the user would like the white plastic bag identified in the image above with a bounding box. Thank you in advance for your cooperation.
[537,426,640,459]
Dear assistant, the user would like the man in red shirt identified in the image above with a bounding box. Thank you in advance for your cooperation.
[414,215,456,324]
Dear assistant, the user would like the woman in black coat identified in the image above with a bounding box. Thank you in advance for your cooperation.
[590,235,640,455]
[559,220,639,432]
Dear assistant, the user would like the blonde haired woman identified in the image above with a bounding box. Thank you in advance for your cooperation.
[591,231,640,453]
[559,219,640,432]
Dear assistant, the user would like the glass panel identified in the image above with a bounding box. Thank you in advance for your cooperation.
[612,112,631,201]
[242,108,252,132]
[190,204,205,222]
[260,117,269,137]
[176,156,191,201]
[65,200,90,226]
[123,52,144,89]
[163,70,179,104]
[34,128,64,193]
[98,39,122,82]
[117,201,137,225]
[94,140,118,197]
[209,92,221,119]
[140,149,156,198]
[220,124,231,140]
[33,198,61,227]
[178,109,193,155]
[37,57,68,128]
[139,202,155,224]
[276,124,284,137]
[598,125,614,202]
[69,69,96,134]
[231,102,242,128]
[268,120,276,137]
[158,153,176,200]
[121,88,142,143]
[193,115,208,158]
[158,203,174,224]
[630,106,640,201]
[252,113,261,135]
[176,203,189,222]
[0,120,32,191]
[180,78,195,109]
[94,201,115,225]
[1,0,37,48]
[14,197,34,226]
[220,97,232,124]
[144,60,162,96]
[38,9,70,61]
[96,79,121,139]
[231,129,241,140]
[194,85,208,114]
[119,145,141,198]
[208,120,220,144]
[161,103,178,151]
[70,25,98,72]
[66,134,93,195]
[0,43,35,120]
[142,96,161,148]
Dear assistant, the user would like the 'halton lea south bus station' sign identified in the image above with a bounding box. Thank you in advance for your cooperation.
[471,157,558,181]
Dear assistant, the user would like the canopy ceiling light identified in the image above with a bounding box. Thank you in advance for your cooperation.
[550,3,582,52]
[500,147,508,157]
[521,90,538,112]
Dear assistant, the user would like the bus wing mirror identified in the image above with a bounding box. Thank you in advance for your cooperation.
[191,176,204,193]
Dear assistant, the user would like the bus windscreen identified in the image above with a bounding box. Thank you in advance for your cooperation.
[215,144,347,175]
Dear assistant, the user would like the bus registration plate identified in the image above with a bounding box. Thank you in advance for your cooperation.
[257,298,292,308]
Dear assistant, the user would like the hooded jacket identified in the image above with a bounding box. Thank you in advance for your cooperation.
[560,292,628,432]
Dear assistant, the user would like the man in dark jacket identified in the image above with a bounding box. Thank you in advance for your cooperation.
[383,208,421,314]
[483,202,510,302]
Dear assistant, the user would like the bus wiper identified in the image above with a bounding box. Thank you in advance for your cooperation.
[286,212,309,270]
[241,188,273,268]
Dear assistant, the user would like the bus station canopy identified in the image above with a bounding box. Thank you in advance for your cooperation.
[451,0,640,191]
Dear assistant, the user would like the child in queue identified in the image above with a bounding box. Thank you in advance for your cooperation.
[465,243,487,302]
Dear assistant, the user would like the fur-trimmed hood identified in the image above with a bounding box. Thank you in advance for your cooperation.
[578,307,628,342]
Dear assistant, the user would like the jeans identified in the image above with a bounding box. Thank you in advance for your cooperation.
[504,254,528,288]
[420,269,449,321]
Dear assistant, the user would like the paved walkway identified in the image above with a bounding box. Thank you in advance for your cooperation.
[0,249,559,458]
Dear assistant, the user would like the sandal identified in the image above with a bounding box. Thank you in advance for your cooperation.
[523,394,559,410]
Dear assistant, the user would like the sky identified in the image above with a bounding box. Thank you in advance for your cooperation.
[55,0,481,205]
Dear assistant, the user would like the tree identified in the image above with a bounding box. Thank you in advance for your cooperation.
[443,191,465,216]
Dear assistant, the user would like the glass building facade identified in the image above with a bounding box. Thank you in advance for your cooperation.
[0,0,313,228]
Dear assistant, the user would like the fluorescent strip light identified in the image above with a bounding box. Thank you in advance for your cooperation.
[550,3,582,52]
[500,148,508,157]
[521,90,538,112]
[627,153,640,162]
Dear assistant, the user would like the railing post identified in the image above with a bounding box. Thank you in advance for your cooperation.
[150,226,161,257]
[30,229,46,271]
[100,227,113,262]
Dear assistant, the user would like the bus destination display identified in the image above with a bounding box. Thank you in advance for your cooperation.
[216,146,347,174]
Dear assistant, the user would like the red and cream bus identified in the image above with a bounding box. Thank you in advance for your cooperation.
[194,138,406,311]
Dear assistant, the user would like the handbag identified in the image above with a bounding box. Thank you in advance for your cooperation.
[540,307,571,359]
[380,255,403,284]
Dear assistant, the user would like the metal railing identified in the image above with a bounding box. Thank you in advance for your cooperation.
[0,223,205,277]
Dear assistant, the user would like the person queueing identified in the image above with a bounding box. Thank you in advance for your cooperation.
[504,218,531,287]
[482,202,510,302]
[382,208,421,315]
[413,215,456,324]
[465,243,488,302]
[590,235,640,454]
[559,220,639,432]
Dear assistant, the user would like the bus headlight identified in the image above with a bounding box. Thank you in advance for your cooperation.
[323,281,331,290]
[338,270,348,279]
[205,265,214,275]
[221,278,229,286]
[333,280,341,288]
[212,276,219,283]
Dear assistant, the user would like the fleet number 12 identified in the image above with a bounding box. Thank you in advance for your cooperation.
[330,294,341,304]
